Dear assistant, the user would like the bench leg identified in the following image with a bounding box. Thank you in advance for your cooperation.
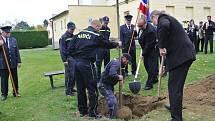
[49,76,54,89]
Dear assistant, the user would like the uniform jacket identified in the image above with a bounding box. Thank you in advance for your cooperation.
[120,24,137,51]
[99,25,110,40]
[100,59,121,86]
[0,36,21,69]
[203,20,215,35]
[138,23,157,56]
[157,14,196,71]
[59,31,74,62]
[68,26,118,63]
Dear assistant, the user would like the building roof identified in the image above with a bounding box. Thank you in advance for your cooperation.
[49,10,69,20]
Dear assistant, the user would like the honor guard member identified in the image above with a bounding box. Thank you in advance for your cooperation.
[203,16,215,54]
[96,16,111,79]
[0,25,21,101]
[68,19,121,118]
[120,15,137,76]
[59,21,76,96]
[151,10,196,121]
[98,53,131,119]
[137,18,159,90]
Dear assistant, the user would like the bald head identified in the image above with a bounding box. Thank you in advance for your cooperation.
[90,19,102,31]
[137,18,147,29]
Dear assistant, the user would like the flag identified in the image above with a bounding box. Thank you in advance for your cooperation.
[139,0,150,21]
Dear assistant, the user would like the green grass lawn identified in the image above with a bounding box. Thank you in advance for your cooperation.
[0,47,215,121]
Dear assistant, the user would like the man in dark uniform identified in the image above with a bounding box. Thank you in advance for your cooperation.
[0,25,21,101]
[120,15,137,76]
[137,18,159,90]
[97,53,131,119]
[59,21,76,96]
[96,16,111,79]
[151,10,196,121]
[203,16,215,54]
[68,19,120,118]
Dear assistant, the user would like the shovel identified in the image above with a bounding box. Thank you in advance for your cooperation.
[129,50,142,94]
[157,56,165,97]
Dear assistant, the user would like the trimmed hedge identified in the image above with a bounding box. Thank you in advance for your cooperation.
[11,31,48,49]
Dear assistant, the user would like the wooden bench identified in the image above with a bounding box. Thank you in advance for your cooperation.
[44,70,65,89]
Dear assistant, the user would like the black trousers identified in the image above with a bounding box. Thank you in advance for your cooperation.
[144,52,159,87]
[197,38,204,52]
[189,36,198,53]
[168,60,193,121]
[122,48,137,75]
[64,64,75,95]
[75,59,98,116]
[96,48,110,79]
[204,35,213,54]
[0,68,19,96]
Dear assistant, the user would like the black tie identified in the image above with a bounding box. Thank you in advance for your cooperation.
[5,39,8,47]
[128,26,131,30]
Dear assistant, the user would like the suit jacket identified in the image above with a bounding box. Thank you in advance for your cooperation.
[0,36,21,69]
[138,23,157,56]
[120,24,137,51]
[157,14,196,71]
[203,20,215,35]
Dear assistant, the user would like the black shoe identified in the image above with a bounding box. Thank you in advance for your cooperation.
[1,95,7,101]
[66,92,75,96]
[88,113,102,119]
[71,89,77,92]
[164,104,171,111]
[144,86,153,90]
[153,80,158,84]
[80,113,88,117]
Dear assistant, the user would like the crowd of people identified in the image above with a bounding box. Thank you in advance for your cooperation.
[186,15,215,54]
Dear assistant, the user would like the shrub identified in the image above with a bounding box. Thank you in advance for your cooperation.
[11,30,48,49]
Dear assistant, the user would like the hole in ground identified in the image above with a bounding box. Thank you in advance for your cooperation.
[98,93,166,120]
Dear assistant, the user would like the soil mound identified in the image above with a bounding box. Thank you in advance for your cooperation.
[184,75,215,106]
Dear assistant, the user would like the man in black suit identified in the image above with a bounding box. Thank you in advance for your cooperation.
[151,10,196,121]
[203,16,215,54]
[137,18,159,90]
[120,15,137,76]
[0,25,21,101]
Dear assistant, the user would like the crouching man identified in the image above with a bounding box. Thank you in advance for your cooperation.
[97,53,131,119]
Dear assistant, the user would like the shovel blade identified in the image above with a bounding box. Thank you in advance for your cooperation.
[129,81,141,94]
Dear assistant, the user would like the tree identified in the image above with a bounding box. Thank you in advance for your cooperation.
[15,21,30,30]
[125,0,129,4]
[43,19,49,28]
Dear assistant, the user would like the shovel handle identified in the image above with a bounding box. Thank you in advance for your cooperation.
[134,50,143,80]
[158,56,165,97]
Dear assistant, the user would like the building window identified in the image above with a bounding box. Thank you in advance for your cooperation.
[61,20,63,30]
[204,7,211,16]
[186,7,194,21]
[166,6,175,16]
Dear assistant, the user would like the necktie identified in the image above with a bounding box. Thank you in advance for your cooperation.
[128,26,131,30]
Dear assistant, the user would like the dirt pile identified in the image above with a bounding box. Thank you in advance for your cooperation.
[97,93,166,119]
[184,75,215,106]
